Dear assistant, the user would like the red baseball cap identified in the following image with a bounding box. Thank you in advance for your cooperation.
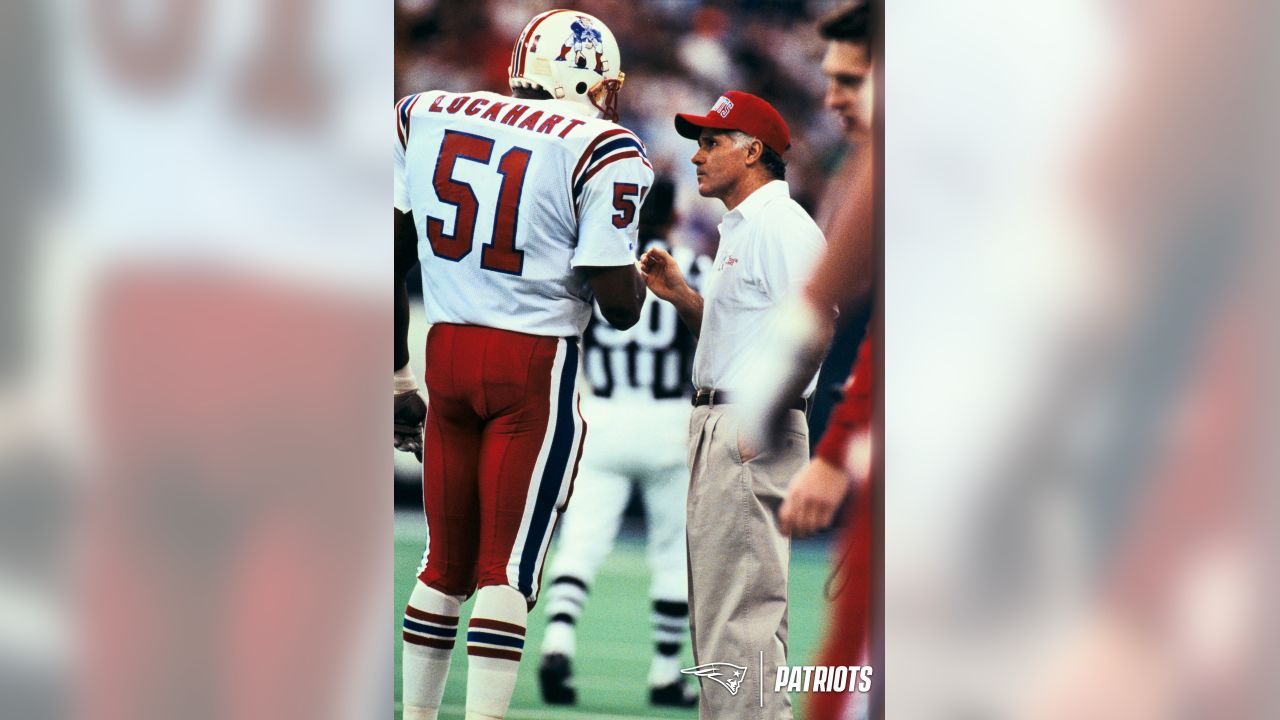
[674,91,791,156]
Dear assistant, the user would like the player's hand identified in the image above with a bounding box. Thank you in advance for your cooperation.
[778,457,852,538]
[394,389,427,462]
[638,247,690,303]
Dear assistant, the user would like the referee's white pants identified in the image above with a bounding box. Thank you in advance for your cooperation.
[547,460,691,602]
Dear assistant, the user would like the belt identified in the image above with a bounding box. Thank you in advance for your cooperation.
[692,389,809,413]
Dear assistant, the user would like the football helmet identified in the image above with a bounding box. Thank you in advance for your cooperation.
[508,10,625,122]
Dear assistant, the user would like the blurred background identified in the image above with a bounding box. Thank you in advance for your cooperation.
[2,0,392,718]
[886,0,1278,717]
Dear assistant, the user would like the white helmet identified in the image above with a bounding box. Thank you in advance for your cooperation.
[508,10,625,122]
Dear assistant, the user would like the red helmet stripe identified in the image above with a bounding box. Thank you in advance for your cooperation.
[513,9,563,79]
[509,31,521,77]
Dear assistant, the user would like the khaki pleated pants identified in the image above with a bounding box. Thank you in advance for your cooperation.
[685,404,809,719]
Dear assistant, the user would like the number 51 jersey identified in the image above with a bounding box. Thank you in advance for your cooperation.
[394,90,654,338]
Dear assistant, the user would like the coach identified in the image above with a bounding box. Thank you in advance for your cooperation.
[639,91,825,719]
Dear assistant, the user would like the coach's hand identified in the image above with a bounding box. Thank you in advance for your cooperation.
[638,247,690,303]
[779,457,851,538]
[639,247,704,337]
[394,390,427,462]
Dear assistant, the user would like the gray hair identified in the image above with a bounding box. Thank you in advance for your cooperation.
[726,130,758,151]
[725,131,787,181]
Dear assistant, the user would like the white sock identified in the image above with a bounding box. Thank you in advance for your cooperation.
[651,599,689,685]
[466,585,528,719]
[649,654,683,687]
[540,575,586,656]
[540,618,577,657]
[402,581,461,720]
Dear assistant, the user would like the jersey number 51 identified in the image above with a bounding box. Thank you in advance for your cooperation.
[427,130,530,276]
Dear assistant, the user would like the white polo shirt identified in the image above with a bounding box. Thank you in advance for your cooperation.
[692,180,826,397]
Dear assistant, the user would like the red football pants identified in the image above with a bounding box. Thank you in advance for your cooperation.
[418,323,585,604]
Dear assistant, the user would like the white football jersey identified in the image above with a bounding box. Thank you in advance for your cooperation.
[395,90,654,338]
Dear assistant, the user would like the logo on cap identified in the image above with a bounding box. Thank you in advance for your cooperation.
[711,96,734,118]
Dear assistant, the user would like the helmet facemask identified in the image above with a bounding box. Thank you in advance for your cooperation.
[588,73,624,123]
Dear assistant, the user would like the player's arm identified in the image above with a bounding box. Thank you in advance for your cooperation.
[393,207,427,461]
[394,208,417,372]
[393,101,426,461]
[393,97,418,372]
[805,147,875,321]
[571,131,654,331]
[639,247,703,338]
[584,264,644,330]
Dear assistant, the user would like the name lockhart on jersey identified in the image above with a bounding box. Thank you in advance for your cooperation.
[424,92,590,141]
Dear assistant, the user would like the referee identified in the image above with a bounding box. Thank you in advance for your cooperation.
[639,91,827,719]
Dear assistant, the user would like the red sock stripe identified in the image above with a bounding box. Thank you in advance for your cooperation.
[468,618,526,636]
[467,646,522,662]
[403,633,455,650]
[405,606,459,626]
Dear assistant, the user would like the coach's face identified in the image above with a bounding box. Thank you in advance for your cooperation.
[691,129,749,201]
[822,40,871,140]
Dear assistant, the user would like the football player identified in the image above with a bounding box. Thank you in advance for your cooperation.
[536,178,709,709]
[393,10,651,720]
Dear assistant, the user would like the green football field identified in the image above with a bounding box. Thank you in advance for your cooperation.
[394,512,835,719]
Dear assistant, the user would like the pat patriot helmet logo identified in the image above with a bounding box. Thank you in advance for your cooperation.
[681,662,748,696]
[556,16,609,74]
[711,95,735,118]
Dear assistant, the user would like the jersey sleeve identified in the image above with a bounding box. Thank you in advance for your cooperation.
[394,94,420,213]
[570,129,655,268]
[394,136,410,213]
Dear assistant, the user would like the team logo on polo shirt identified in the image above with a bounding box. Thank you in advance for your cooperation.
[681,662,747,696]
[711,96,735,118]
